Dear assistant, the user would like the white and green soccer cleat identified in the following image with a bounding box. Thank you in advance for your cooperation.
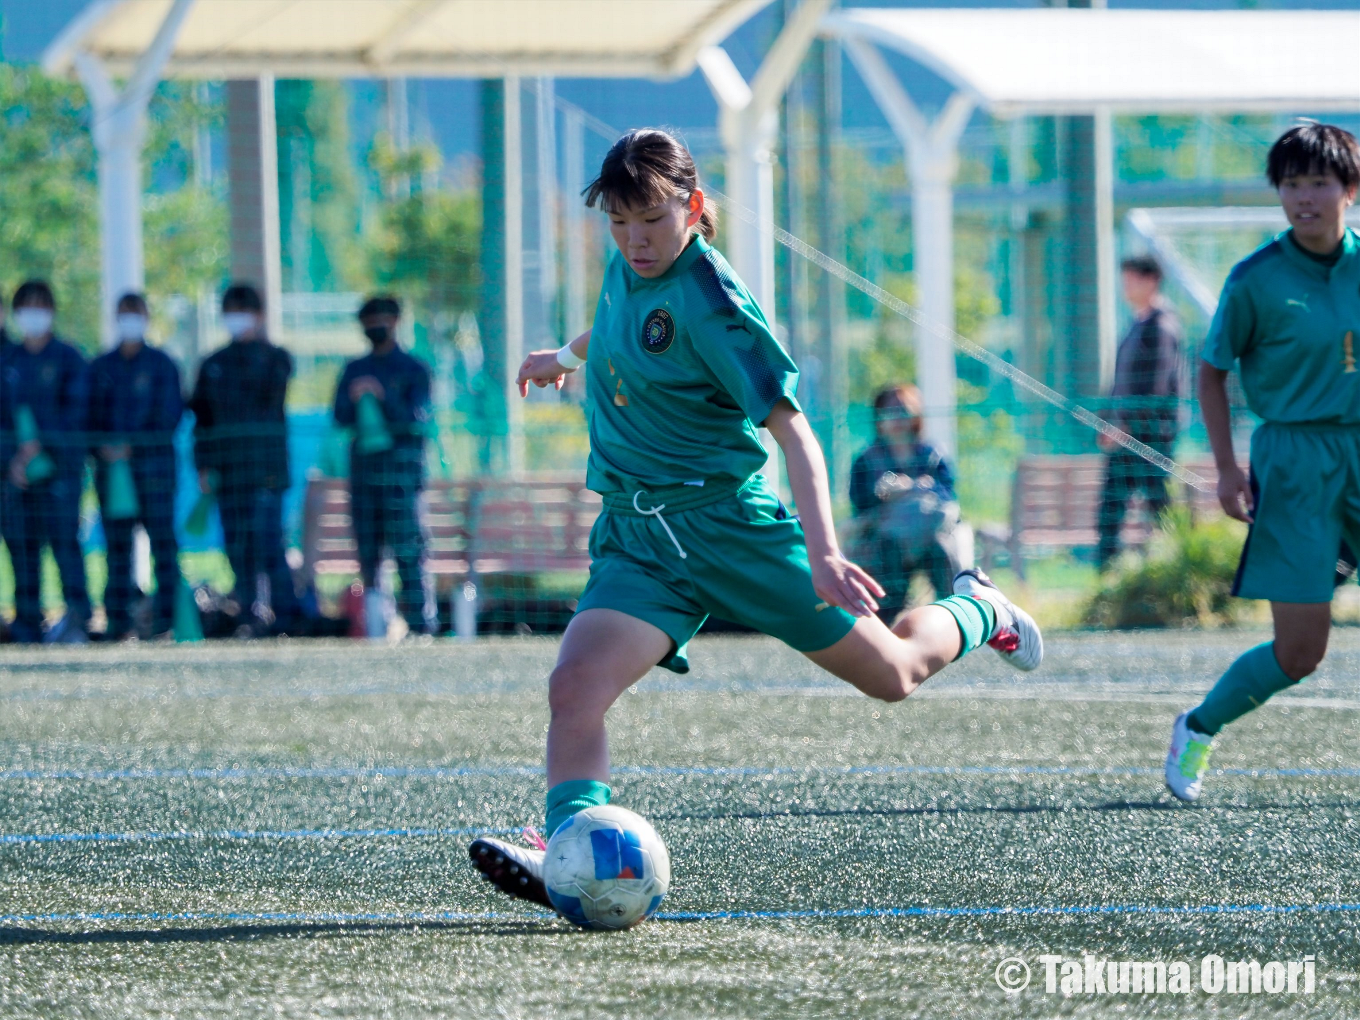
[1165,711,1215,802]
[952,568,1043,672]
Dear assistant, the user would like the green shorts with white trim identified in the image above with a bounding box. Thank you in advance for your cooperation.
[575,473,857,672]
[1233,422,1360,603]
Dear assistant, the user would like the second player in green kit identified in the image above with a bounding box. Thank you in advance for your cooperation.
[466,128,1044,909]
[1167,122,1360,801]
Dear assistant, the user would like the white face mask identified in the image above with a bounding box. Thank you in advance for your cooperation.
[115,313,147,342]
[13,307,53,339]
[223,312,257,338]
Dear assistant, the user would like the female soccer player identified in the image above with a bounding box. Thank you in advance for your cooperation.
[1166,122,1360,801]
[469,129,1042,905]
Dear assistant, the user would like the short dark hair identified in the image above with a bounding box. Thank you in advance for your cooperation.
[222,283,263,313]
[584,128,718,242]
[1120,255,1162,281]
[1266,122,1360,189]
[357,295,400,320]
[12,280,55,310]
[117,291,148,314]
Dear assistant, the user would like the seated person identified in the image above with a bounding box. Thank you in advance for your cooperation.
[848,384,959,619]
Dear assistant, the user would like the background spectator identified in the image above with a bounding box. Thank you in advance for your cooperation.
[88,292,183,640]
[189,283,299,634]
[333,295,434,636]
[1097,255,1181,570]
[848,383,960,620]
[0,280,91,643]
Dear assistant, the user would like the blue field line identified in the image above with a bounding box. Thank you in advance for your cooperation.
[0,824,519,846]
[4,761,1360,783]
[1,901,1357,929]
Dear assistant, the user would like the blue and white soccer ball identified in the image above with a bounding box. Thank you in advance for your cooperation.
[543,805,671,930]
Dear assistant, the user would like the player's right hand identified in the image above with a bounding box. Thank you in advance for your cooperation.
[1216,463,1254,523]
[516,351,571,397]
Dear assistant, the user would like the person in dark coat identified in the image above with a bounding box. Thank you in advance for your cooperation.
[1097,255,1182,569]
[332,295,434,634]
[848,383,960,619]
[188,283,299,632]
[0,281,91,643]
[88,292,184,639]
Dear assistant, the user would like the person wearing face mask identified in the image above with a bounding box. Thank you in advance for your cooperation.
[87,293,184,640]
[188,283,299,635]
[0,280,91,643]
[331,295,434,635]
[847,384,960,618]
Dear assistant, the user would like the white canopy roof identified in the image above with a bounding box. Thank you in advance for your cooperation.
[825,8,1360,116]
[43,0,771,79]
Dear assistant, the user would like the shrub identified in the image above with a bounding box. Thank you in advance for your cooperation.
[1083,507,1248,629]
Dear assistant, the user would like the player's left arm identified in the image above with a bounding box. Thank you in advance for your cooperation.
[765,399,885,618]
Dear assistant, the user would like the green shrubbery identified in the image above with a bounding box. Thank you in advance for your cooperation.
[1083,507,1248,629]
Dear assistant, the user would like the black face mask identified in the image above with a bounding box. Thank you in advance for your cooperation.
[364,325,393,346]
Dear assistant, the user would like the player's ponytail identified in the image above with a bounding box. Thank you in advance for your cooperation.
[583,128,718,242]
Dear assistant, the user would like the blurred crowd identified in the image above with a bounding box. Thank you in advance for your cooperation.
[0,280,432,644]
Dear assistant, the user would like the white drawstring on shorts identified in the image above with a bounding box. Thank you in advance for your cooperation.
[632,491,688,559]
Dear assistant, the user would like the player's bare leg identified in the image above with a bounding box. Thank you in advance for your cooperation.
[1166,601,1329,802]
[471,608,668,905]
[805,607,960,702]
[546,609,672,786]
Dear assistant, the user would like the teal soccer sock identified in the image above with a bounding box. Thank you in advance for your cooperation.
[934,595,997,661]
[1186,642,1300,736]
[544,779,611,838]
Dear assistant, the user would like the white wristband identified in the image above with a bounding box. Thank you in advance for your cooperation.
[555,344,586,370]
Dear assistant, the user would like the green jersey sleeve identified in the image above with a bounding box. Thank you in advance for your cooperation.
[1202,265,1257,370]
[684,251,801,426]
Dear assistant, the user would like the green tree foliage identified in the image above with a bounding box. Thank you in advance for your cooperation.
[0,66,100,348]
[143,82,227,306]
[0,69,225,350]
[368,139,480,337]
[276,80,364,292]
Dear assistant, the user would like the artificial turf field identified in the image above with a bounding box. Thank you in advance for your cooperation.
[1,630,1358,1018]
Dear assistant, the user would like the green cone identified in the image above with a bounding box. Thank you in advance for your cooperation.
[355,392,393,454]
[319,425,353,478]
[14,406,54,483]
[173,579,203,642]
[104,458,140,520]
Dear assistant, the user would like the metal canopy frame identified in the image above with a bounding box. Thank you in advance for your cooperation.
[823,6,1360,457]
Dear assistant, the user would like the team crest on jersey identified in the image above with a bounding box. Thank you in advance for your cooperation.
[641,308,675,354]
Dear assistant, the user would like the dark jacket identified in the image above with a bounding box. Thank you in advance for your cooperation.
[849,438,955,517]
[89,343,183,473]
[189,338,293,491]
[0,334,90,477]
[1110,306,1180,446]
[333,345,432,483]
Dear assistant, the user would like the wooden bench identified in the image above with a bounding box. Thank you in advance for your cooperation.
[302,475,598,579]
[978,455,1221,577]
[300,475,599,632]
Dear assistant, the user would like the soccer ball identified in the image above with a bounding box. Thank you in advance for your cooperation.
[543,805,671,930]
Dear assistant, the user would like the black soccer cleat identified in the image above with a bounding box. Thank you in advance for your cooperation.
[468,835,552,909]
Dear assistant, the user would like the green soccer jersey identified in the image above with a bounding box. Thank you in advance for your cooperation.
[583,235,800,493]
[1202,227,1360,424]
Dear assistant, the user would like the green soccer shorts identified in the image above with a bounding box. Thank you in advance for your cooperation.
[575,474,858,672]
[1233,422,1360,603]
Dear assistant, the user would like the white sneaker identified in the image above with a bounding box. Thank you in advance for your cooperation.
[952,568,1042,671]
[469,830,551,908]
[1165,711,1215,802]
